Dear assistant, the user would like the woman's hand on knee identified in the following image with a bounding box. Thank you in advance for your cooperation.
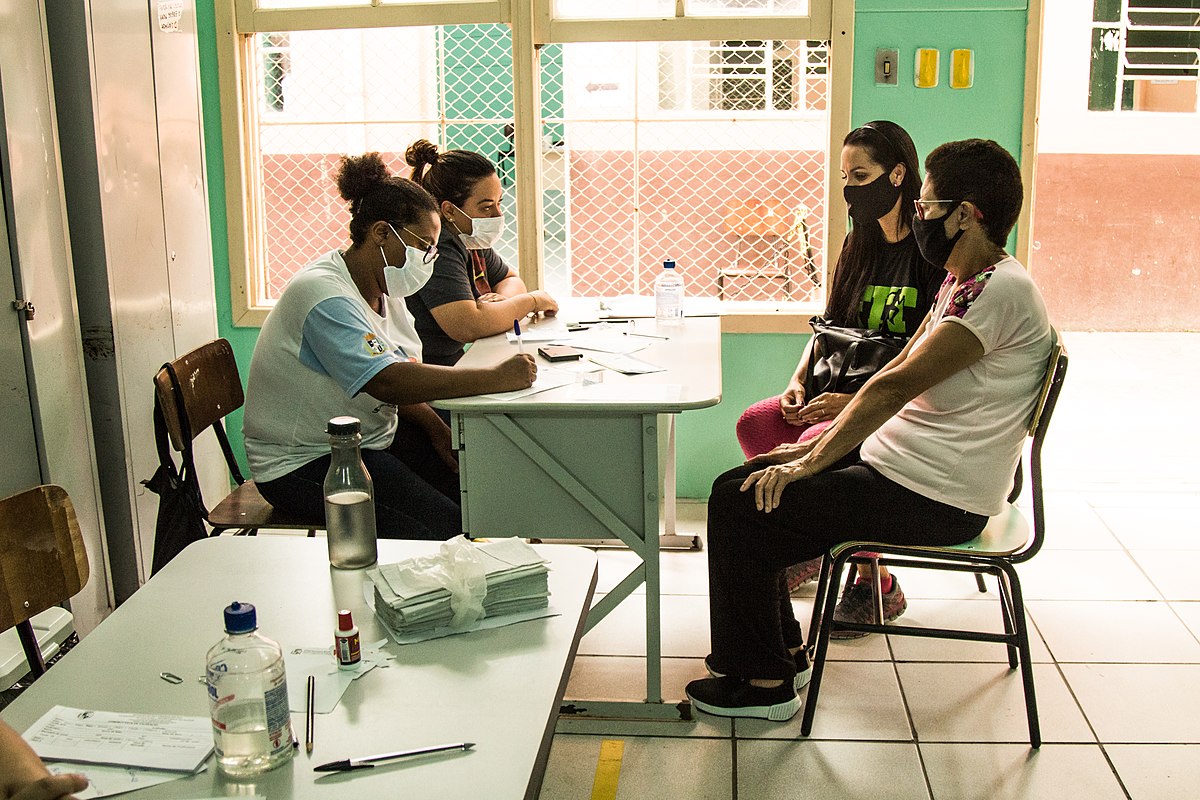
[797,392,852,424]
[739,460,813,513]
[779,386,806,426]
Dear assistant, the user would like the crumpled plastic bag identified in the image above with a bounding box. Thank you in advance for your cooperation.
[438,535,489,627]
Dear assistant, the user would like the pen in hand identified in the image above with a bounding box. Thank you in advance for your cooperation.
[513,319,524,353]
[305,675,315,754]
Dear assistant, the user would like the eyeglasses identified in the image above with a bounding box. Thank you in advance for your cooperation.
[913,199,961,221]
[396,225,439,264]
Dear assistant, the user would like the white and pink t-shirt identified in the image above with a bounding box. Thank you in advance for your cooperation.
[860,257,1052,516]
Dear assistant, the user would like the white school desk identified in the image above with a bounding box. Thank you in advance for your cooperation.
[434,316,721,711]
[0,537,597,800]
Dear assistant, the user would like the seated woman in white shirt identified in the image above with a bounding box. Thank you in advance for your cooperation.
[243,153,536,540]
[687,138,1052,721]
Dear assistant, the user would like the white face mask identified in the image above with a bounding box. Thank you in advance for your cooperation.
[453,206,505,250]
[380,224,434,297]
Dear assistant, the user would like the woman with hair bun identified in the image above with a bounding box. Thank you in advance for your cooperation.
[404,138,558,366]
[243,152,536,540]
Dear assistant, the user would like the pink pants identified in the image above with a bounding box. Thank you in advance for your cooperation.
[735,395,833,459]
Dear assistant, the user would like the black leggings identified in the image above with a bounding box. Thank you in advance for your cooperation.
[706,455,986,681]
[257,419,462,540]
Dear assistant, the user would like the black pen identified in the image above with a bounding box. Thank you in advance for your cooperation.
[314,742,475,772]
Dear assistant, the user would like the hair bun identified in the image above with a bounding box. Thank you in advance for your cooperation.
[404,139,440,168]
[335,152,391,204]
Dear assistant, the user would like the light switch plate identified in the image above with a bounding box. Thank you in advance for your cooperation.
[875,48,899,86]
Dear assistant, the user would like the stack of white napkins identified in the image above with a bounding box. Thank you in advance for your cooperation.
[367,537,549,638]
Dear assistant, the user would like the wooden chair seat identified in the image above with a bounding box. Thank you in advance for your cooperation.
[154,339,324,543]
[208,480,323,533]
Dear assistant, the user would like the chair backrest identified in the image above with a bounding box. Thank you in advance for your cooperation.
[1014,329,1069,562]
[724,199,794,236]
[154,339,245,453]
[0,485,89,632]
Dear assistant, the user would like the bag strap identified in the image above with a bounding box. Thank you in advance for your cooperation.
[159,361,209,513]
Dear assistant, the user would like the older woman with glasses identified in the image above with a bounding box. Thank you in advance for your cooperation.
[686,139,1052,721]
[243,152,537,540]
[404,138,558,367]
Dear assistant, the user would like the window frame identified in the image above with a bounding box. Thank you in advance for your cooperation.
[215,0,849,328]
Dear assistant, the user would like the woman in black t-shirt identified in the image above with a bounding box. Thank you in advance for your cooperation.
[735,121,944,623]
[403,139,558,366]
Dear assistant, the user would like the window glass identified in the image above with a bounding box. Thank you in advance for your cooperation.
[686,0,810,15]
[553,0,674,19]
[248,25,517,302]
[542,39,828,303]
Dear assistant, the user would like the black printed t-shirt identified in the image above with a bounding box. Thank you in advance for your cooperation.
[851,234,946,337]
[406,226,513,366]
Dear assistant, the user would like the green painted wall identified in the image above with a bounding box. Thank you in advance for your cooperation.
[196,3,1030,495]
[674,0,1030,496]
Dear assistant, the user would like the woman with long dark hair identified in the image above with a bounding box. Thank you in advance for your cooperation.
[735,121,945,627]
[404,139,558,367]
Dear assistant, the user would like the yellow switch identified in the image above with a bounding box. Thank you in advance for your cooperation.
[950,49,974,89]
[914,48,939,88]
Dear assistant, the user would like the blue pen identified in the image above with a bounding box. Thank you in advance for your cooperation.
[513,319,524,353]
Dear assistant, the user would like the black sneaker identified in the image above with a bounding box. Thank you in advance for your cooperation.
[685,676,800,721]
[704,650,813,692]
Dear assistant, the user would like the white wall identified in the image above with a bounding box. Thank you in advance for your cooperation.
[1038,0,1199,155]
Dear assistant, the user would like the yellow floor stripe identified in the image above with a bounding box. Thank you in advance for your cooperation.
[589,738,625,800]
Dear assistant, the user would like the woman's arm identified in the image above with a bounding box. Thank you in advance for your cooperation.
[430,291,556,343]
[363,356,536,406]
[744,320,985,512]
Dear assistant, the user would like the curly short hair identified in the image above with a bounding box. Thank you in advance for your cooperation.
[335,152,437,247]
[924,139,1023,247]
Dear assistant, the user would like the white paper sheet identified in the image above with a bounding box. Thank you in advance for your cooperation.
[26,706,212,772]
[284,643,390,714]
[582,353,666,375]
[45,762,202,799]
[374,603,561,644]
[474,368,575,401]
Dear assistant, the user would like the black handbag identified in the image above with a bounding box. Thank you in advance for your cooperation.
[143,363,209,575]
[803,317,907,398]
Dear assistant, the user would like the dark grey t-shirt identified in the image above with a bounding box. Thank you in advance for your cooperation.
[406,227,513,366]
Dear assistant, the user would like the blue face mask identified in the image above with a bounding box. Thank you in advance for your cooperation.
[912,205,965,268]
[380,224,434,297]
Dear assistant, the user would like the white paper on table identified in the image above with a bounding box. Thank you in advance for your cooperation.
[475,367,575,401]
[566,332,647,355]
[25,706,212,773]
[570,383,683,403]
[45,762,204,799]
[582,353,666,375]
[374,603,561,644]
[284,644,389,713]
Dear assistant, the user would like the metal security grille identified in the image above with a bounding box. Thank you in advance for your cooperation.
[1089,0,1200,112]
[249,25,518,302]
[248,26,827,304]
[545,39,828,302]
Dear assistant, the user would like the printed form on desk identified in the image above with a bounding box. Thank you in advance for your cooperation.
[24,705,212,772]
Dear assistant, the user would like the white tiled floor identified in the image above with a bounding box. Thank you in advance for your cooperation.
[538,332,1200,800]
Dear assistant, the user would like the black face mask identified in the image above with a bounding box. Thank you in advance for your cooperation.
[843,172,901,226]
[912,207,966,269]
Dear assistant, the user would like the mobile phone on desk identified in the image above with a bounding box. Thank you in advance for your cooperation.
[537,345,583,362]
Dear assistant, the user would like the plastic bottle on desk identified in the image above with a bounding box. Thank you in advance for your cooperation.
[205,601,294,778]
[323,416,378,569]
[654,259,684,326]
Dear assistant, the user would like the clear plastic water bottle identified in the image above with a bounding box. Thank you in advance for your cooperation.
[324,416,378,569]
[654,259,684,326]
[205,602,294,778]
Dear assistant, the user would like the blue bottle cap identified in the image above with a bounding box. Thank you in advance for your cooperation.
[223,601,257,634]
[663,260,676,269]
